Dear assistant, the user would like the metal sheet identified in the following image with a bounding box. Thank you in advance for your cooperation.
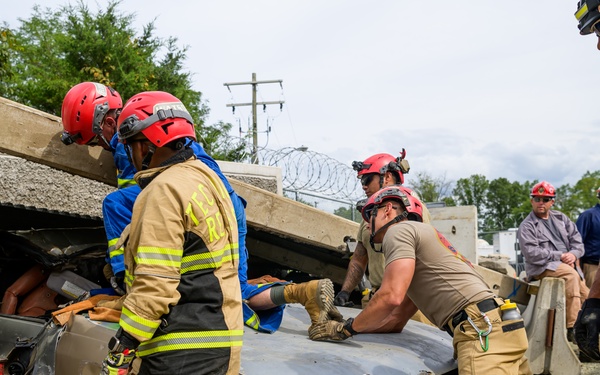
[241,305,457,375]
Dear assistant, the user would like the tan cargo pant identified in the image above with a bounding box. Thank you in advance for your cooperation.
[451,300,532,375]
[582,263,598,289]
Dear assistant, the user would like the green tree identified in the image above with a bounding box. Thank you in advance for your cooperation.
[484,178,528,231]
[570,171,600,218]
[453,174,489,229]
[0,1,242,161]
[333,205,361,223]
[408,171,453,205]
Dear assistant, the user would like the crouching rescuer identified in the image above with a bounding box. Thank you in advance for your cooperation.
[309,186,533,375]
[100,91,243,375]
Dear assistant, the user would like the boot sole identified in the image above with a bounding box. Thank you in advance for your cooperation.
[316,279,335,319]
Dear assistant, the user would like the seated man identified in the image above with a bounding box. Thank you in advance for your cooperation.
[518,181,589,342]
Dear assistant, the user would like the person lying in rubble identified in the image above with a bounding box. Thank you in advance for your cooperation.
[573,1,600,362]
[334,151,432,327]
[60,83,340,336]
[310,186,532,375]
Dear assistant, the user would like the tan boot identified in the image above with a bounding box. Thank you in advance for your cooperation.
[284,279,336,325]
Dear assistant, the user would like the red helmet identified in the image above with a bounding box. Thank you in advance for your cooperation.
[117,91,196,147]
[60,82,122,145]
[596,187,600,200]
[530,181,556,198]
[361,185,423,222]
[352,150,409,185]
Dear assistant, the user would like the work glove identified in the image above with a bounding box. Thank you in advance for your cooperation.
[575,298,600,362]
[333,291,354,307]
[100,347,136,375]
[309,319,352,341]
[327,305,345,322]
[110,271,126,296]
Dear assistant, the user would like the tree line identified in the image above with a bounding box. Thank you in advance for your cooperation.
[334,171,600,243]
[0,1,246,161]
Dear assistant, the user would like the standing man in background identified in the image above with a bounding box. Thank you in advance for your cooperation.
[575,188,600,288]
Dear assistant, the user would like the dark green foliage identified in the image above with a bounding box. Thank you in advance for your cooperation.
[0,1,242,161]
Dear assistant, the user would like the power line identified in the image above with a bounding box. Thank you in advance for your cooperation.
[224,73,285,164]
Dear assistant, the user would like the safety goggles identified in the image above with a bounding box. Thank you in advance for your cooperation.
[360,174,376,186]
[533,197,553,203]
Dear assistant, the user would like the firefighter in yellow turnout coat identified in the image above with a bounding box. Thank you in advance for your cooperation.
[101,91,243,375]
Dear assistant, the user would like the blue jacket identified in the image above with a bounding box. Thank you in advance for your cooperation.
[109,134,137,189]
[576,204,600,264]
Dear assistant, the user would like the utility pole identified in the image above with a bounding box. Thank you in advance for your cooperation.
[224,73,284,164]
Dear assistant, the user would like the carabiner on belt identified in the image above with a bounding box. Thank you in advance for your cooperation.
[467,312,493,352]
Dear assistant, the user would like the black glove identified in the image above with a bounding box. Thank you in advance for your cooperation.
[333,291,354,307]
[110,271,126,296]
[575,298,600,362]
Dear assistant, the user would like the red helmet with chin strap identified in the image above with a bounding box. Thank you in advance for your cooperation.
[117,91,196,147]
[361,185,423,223]
[530,181,556,198]
[61,82,122,146]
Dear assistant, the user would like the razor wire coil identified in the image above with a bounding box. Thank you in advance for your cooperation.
[258,147,362,202]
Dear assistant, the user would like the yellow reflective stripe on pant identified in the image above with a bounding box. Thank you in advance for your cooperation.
[137,330,244,357]
[120,306,161,340]
[244,309,260,330]
[180,243,239,274]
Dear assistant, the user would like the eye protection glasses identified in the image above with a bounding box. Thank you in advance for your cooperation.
[360,174,376,186]
[533,197,553,203]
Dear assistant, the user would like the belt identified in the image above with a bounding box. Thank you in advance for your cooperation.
[443,298,499,337]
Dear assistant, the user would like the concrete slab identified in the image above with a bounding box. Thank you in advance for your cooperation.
[241,305,457,375]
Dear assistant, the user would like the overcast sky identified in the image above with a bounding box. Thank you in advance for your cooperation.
[4,1,600,191]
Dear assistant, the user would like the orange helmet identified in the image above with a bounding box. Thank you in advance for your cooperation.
[117,91,196,147]
[60,82,122,146]
[530,181,556,198]
[361,185,423,223]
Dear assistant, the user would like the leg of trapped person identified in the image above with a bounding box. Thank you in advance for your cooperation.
[538,263,590,328]
[452,299,531,375]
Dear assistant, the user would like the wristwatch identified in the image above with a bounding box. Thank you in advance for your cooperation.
[108,335,127,353]
[343,317,360,336]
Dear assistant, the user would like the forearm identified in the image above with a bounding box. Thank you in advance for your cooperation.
[353,285,404,332]
[340,244,368,292]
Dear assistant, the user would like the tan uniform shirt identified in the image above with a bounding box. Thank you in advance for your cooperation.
[383,221,493,328]
[359,193,431,289]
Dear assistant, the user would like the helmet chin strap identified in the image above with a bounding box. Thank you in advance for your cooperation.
[370,211,408,250]
[141,144,156,170]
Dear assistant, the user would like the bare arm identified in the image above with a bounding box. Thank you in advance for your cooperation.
[339,241,369,293]
[352,258,415,333]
